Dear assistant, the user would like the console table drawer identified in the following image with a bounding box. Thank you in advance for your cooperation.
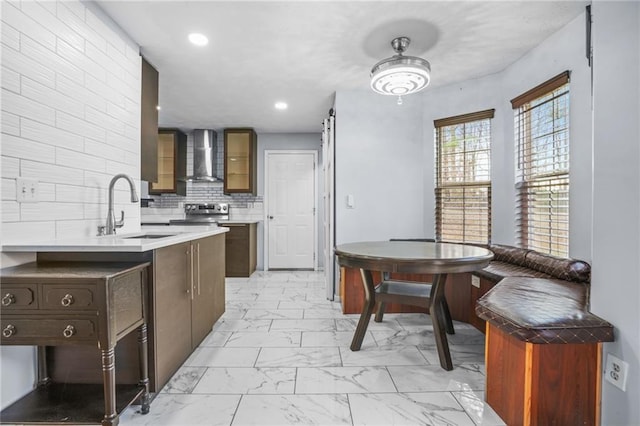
[1,286,37,309]
[41,284,96,310]
[1,317,97,344]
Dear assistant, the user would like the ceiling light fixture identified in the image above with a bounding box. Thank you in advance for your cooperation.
[370,36,431,105]
[188,33,208,46]
[274,102,288,110]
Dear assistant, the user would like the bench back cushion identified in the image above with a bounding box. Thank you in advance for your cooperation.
[488,245,530,267]
[523,251,591,283]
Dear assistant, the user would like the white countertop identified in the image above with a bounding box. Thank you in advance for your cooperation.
[1,226,229,253]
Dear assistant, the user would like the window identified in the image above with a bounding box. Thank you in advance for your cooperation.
[512,71,570,257]
[434,109,494,244]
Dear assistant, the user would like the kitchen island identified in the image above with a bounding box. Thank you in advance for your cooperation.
[2,226,228,399]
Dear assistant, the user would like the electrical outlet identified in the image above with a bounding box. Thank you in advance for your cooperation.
[471,275,480,288]
[604,353,629,391]
[16,178,39,203]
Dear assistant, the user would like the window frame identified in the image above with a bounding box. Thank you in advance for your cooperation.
[512,71,571,257]
[434,109,495,245]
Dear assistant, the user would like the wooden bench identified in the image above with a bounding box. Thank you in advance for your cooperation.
[476,276,613,426]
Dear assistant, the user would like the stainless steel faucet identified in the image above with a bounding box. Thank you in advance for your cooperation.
[105,173,139,235]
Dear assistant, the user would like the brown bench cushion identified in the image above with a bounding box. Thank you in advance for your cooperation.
[524,251,591,283]
[476,277,613,344]
[488,244,530,266]
[474,261,553,282]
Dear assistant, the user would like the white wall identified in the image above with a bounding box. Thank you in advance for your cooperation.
[591,2,640,424]
[335,90,425,244]
[0,0,141,409]
[258,133,323,270]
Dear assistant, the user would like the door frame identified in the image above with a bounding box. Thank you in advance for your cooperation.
[264,149,318,271]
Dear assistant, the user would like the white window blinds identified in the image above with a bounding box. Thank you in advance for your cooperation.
[512,71,570,257]
[434,109,494,244]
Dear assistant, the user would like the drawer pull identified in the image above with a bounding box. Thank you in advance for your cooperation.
[60,294,74,307]
[3,325,16,338]
[62,325,76,338]
[2,293,15,306]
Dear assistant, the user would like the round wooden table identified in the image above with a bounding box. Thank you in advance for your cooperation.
[335,241,493,370]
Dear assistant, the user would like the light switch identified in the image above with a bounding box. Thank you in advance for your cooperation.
[16,178,39,203]
[471,275,480,288]
[346,194,354,208]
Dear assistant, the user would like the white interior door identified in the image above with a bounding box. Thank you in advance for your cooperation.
[266,151,316,269]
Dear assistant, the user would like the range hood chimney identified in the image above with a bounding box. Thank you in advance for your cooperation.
[185,129,220,182]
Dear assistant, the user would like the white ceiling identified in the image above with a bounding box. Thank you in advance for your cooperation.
[95,1,588,134]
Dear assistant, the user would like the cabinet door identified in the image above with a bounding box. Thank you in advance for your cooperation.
[224,129,256,194]
[141,57,158,182]
[191,234,226,348]
[149,130,187,195]
[225,224,249,277]
[153,242,192,389]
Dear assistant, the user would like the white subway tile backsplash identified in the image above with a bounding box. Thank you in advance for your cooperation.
[21,34,84,84]
[1,221,56,243]
[1,88,55,125]
[2,134,56,163]
[56,74,106,113]
[85,106,124,135]
[21,160,84,185]
[1,21,20,50]
[56,147,106,172]
[1,43,56,88]
[56,110,106,141]
[21,118,84,152]
[85,73,124,108]
[106,130,138,153]
[56,0,85,22]
[1,157,19,178]
[1,65,21,93]
[39,182,56,202]
[22,76,85,119]
[1,2,56,51]
[2,0,141,241]
[2,201,20,222]
[21,1,84,52]
[2,178,17,200]
[57,38,106,82]
[21,202,84,221]
[56,184,101,204]
[2,111,20,136]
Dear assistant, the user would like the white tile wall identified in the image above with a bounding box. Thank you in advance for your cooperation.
[0,0,142,245]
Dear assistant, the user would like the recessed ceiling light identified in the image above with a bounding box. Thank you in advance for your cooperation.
[188,33,208,46]
[274,102,288,110]
[156,105,161,111]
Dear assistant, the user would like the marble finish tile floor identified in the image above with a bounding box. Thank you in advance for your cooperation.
[120,271,505,426]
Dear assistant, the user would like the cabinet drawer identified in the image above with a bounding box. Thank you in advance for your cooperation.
[1,318,96,343]
[0,286,37,309]
[41,285,96,310]
[225,224,249,240]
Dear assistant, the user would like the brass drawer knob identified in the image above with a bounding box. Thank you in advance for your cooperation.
[62,325,76,338]
[2,293,15,306]
[60,294,74,307]
[3,325,16,338]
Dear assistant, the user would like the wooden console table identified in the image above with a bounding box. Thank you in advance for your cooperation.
[0,262,151,426]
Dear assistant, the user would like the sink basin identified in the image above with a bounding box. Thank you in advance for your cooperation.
[123,234,177,239]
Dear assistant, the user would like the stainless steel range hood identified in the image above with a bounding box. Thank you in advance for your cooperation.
[184,129,221,182]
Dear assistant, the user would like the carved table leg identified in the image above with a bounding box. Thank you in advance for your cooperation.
[101,347,118,426]
[430,273,453,370]
[138,323,150,414]
[350,269,376,351]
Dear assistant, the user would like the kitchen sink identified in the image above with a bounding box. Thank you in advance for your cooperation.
[123,234,177,239]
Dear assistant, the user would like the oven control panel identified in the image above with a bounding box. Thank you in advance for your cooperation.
[184,203,229,215]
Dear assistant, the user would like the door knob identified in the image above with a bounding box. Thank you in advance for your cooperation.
[269,216,274,219]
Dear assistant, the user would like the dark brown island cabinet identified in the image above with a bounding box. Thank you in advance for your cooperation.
[224,222,257,277]
[0,261,151,426]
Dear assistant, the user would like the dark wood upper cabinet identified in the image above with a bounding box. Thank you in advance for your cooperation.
[224,128,257,195]
[148,129,187,195]
[140,57,159,182]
